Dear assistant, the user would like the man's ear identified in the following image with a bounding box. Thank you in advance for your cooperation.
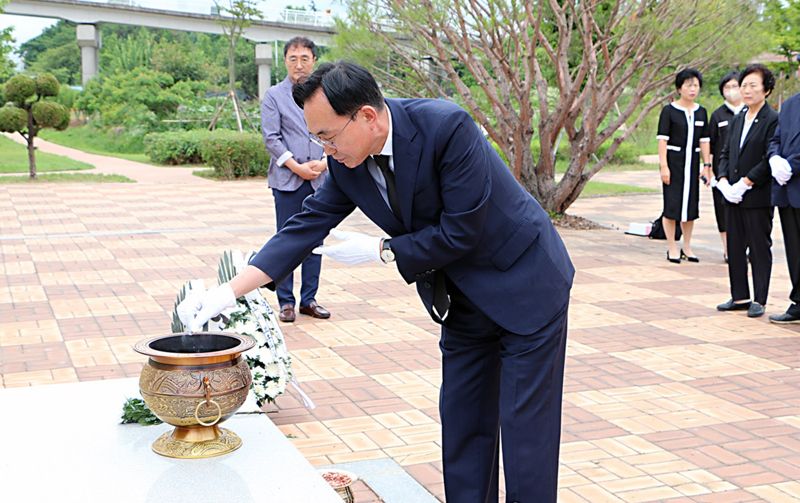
[360,105,379,123]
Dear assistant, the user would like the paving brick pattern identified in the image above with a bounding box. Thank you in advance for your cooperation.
[2,162,800,502]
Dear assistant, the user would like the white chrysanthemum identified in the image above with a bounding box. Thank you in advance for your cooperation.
[265,381,280,397]
[265,362,281,377]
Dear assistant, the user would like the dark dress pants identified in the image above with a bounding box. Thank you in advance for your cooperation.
[725,205,773,305]
[272,181,322,307]
[439,279,568,503]
[778,206,800,309]
[712,186,727,233]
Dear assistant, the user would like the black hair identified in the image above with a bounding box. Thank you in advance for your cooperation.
[675,68,703,90]
[739,63,775,96]
[292,61,385,116]
[283,37,317,59]
[718,71,740,97]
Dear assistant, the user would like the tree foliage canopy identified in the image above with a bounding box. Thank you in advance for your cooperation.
[334,0,768,212]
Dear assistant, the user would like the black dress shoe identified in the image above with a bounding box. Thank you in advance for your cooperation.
[299,301,331,319]
[769,311,800,324]
[680,249,699,262]
[747,302,765,318]
[717,299,751,311]
[667,251,681,264]
[279,304,296,323]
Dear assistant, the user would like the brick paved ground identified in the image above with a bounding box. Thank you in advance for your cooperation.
[2,149,800,502]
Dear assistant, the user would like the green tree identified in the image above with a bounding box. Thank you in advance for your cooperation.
[0,27,14,83]
[100,28,154,75]
[0,73,70,178]
[337,0,767,213]
[75,68,205,131]
[215,0,261,94]
[19,21,81,85]
[764,0,800,61]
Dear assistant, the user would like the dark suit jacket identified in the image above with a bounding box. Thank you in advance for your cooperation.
[717,103,779,208]
[768,93,800,208]
[250,98,575,335]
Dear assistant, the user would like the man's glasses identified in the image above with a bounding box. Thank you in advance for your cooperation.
[309,114,356,149]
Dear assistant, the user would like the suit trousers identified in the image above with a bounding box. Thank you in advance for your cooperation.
[778,206,800,309]
[439,279,568,503]
[725,205,773,305]
[272,181,322,307]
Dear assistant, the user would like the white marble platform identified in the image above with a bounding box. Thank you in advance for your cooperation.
[0,378,341,503]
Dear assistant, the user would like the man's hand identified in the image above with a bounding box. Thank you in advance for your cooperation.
[294,161,322,180]
[176,283,236,333]
[310,159,328,174]
[770,155,792,186]
[312,229,382,265]
[731,179,753,200]
[717,179,742,204]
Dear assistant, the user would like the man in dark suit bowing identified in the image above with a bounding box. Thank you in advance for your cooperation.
[178,61,574,502]
[767,59,800,324]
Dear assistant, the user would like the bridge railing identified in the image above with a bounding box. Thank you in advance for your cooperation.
[278,8,335,27]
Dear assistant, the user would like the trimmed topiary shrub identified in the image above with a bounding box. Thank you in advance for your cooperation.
[32,101,69,130]
[2,72,72,178]
[5,75,36,105]
[35,73,60,98]
[0,105,28,132]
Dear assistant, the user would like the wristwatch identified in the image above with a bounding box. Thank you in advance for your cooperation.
[380,238,395,263]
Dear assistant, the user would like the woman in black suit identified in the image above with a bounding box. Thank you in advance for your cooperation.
[715,64,779,318]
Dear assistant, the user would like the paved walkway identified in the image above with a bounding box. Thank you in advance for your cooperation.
[3,133,210,184]
[1,152,799,502]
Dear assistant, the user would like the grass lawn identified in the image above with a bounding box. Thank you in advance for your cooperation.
[38,127,152,164]
[0,173,135,183]
[0,136,94,173]
[555,159,655,173]
[582,180,657,197]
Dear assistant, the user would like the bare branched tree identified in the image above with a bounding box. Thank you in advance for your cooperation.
[336,0,764,213]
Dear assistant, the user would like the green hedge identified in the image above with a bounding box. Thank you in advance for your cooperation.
[144,129,269,178]
[144,130,209,165]
[199,131,269,179]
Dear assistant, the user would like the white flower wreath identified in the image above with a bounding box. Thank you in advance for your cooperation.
[172,250,314,409]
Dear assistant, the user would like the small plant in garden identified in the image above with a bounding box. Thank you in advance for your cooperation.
[0,73,69,178]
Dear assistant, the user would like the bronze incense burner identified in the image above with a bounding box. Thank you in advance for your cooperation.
[133,332,255,459]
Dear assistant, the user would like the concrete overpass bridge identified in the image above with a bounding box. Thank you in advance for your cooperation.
[5,0,338,97]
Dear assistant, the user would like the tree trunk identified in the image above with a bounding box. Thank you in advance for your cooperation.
[228,38,237,97]
[26,110,37,179]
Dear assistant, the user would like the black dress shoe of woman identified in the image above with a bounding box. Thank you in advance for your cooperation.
[667,251,681,264]
[680,249,699,263]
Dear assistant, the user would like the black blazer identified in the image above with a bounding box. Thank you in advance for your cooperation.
[717,103,779,208]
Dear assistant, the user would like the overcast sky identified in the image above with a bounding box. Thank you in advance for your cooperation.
[1,0,344,58]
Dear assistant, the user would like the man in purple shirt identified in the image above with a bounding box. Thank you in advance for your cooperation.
[261,37,330,322]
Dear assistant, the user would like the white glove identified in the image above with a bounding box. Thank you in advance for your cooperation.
[312,228,382,265]
[770,155,793,186]
[709,176,719,188]
[717,179,742,204]
[176,282,236,333]
[731,179,752,200]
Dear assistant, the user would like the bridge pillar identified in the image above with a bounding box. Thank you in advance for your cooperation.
[76,24,101,86]
[255,43,273,101]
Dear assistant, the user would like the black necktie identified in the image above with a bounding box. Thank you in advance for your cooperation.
[373,155,402,217]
